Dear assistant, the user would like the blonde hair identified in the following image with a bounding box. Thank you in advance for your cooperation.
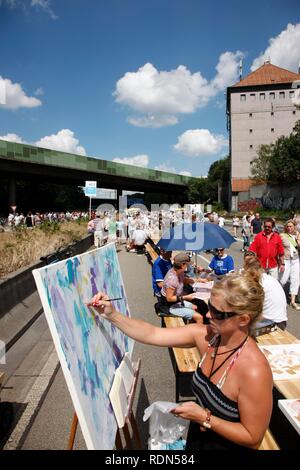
[284,219,296,233]
[211,272,264,326]
[243,253,264,284]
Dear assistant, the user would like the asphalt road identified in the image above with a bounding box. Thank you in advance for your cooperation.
[4,230,300,450]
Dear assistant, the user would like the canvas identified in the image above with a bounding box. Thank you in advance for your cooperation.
[33,243,134,449]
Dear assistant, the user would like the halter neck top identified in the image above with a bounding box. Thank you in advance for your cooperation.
[192,335,248,422]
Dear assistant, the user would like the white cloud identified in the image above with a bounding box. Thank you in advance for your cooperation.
[30,0,57,20]
[34,87,44,96]
[35,129,86,155]
[174,129,228,157]
[154,162,191,176]
[251,23,300,72]
[127,114,178,128]
[113,154,149,167]
[2,0,57,19]
[0,133,27,143]
[114,52,243,127]
[0,76,42,109]
[1,129,87,156]
[154,162,177,173]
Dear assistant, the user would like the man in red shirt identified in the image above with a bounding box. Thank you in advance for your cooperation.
[249,218,285,279]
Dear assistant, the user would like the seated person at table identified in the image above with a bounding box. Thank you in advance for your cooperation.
[207,248,234,276]
[243,251,287,330]
[127,224,148,252]
[152,249,172,299]
[159,253,205,323]
[88,273,273,450]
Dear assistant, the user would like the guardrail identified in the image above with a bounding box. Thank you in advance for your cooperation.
[0,234,93,317]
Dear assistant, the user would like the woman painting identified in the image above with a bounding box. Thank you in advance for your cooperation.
[88,272,273,450]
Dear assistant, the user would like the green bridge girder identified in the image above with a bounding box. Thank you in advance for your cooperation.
[0,139,198,195]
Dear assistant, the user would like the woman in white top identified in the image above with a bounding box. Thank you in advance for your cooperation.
[232,216,240,237]
[279,220,300,310]
[243,252,288,329]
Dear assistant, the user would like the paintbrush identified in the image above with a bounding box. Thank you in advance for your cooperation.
[85,297,123,306]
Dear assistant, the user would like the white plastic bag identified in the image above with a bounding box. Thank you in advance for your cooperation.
[143,401,189,450]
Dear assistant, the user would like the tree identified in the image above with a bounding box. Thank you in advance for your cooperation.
[186,156,230,205]
[250,143,274,183]
[251,119,300,184]
[208,155,230,183]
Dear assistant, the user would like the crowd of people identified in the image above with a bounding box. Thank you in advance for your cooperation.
[85,207,300,450]
[2,202,300,449]
[5,210,89,229]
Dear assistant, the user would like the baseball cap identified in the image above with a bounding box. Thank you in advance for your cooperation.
[174,252,190,264]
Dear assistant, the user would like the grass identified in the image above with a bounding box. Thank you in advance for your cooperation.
[0,220,88,279]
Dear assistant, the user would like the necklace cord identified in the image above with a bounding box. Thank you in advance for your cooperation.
[209,335,248,379]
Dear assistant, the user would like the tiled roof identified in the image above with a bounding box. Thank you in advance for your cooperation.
[232,63,300,88]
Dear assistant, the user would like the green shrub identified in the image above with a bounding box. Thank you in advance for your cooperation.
[39,221,60,234]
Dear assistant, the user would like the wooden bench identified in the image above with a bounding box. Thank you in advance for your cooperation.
[0,372,4,389]
[145,242,159,264]
[162,316,200,402]
[258,429,280,450]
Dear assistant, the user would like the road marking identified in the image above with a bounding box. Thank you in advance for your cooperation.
[4,349,59,450]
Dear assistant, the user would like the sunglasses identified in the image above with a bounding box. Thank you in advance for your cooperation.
[208,300,237,320]
[216,248,224,252]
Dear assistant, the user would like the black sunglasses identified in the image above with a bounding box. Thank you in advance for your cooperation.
[208,300,237,320]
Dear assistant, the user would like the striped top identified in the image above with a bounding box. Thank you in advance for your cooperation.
[192,335,248,422]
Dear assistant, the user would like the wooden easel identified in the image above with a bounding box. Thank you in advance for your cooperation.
[67,358,142,450]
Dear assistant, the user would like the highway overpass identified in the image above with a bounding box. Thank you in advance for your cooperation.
[0,139,198,207]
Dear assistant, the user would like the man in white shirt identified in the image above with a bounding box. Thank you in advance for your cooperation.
[261,272,287,330]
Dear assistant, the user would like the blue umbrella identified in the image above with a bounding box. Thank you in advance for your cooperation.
[156,222,236,252]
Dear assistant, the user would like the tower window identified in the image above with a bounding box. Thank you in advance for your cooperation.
[249,129,253,133]
[279,91,285,99]
[250,93,256,101]
[260,93,265,100]
[249,145,253,149]
[271,128,274,132]
[269,92,275,100]
[289,91,295,98]
[249,113,252,117]
[293,110,296,115]
[271,111,274,116]
[240,94,246,101]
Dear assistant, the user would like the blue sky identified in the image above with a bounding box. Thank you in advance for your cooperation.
[0,0,299,178]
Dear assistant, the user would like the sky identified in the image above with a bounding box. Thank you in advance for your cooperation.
[0,0,300,179]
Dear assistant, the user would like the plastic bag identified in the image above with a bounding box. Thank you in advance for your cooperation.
[143,401,189,450]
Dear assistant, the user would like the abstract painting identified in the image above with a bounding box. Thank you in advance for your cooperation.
[259,344,300,380]
[33,243,134,449]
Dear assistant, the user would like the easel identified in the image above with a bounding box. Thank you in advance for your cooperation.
[67,358,142,450]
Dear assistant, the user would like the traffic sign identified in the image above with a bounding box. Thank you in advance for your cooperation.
[84,187,97,197]
[85,181,97,188]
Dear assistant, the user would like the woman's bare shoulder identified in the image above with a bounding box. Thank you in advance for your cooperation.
[238,339,272,382]
[188,323,212,354]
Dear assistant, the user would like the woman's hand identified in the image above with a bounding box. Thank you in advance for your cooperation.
[171,401,205,424]
[183,293,195,301]
[87,292,115,319]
